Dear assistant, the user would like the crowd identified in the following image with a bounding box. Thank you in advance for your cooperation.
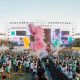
[43,56,80,80]
[0,50,47,80]
[56,57,80,80]
[46,54,80,80]
[0,45,80,80]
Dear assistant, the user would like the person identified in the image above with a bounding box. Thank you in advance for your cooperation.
[15,59,19,72]
[1,55,6,63]
[12,58,16,71]
[46,59,49,68]
[30,61,34,80]
[3,61,7,70]
[2,60,7,80]
[30,61,34,72]
[67,70,73,80]
[38,74,47,80]
[0,53,2,63]
[75,74,79,80]
[32,62,37,80]
[0,63,4,80]
[2,73,7,80]
[72,60,77,79]
[76,60,80,74]
[72,60,77,73]
[24,59,30,73]
[37,66,45,79]
[0,63,3,73]
[18,60,22,74]
[57,62,62,71]
[5,64,11,79]
[61,63,67,74]
[6,58,11,69]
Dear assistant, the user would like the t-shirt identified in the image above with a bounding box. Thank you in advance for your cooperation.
[18,61,22,68]
[75,77,79,80]
[3,62,7,67]
[6,66,10,73]
[16,61,19,66]
[13,59,16,65]
[24,61,30,67]
[7,60,11,69]
[72,62,77,72]
[0,67,3,73]
[30,62,34,69]
[67,71,73,79]
[61,66,67,73]
[33,65,37,73]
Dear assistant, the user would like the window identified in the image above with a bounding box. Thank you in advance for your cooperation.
[16,31,26,36]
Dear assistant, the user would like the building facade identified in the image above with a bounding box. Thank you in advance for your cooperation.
[7,21,76,45]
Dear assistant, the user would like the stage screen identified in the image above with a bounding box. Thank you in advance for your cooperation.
[61,37,68,40]
[55,29,60,36]
[61,31,69,36]
[16,31,26,36]
[61,37,68,44]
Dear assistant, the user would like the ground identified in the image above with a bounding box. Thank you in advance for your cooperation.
[11,73,31,80]
[0,70,31,80]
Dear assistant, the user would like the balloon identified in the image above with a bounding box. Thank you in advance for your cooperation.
[23,37,30,49]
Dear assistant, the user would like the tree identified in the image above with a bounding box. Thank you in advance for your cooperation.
[72,38,80,47]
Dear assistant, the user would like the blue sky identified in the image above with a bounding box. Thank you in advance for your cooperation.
[0,0,80,32]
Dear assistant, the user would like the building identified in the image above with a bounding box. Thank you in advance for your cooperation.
[7,22,30,41]
[50,22,75,44]
[40,21,75,44]
[6,21,76,45]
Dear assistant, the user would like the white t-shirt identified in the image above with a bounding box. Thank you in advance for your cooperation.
[33,65,37,72]
[61,66,67,73]
[24,61,30,67]
[67,71,73,79]
[30,62,34,69]
[16,60,19,66]
[0,67,3,73]
[7,60,11,69]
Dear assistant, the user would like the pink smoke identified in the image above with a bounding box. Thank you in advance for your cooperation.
[28,23,46,52]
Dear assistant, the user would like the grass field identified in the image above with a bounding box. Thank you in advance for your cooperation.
[0,69,31,80]
[0,73,31,80]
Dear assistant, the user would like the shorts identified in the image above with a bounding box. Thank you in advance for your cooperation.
[2,75,6,79]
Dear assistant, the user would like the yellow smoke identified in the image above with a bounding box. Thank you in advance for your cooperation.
[23,37,30,48]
